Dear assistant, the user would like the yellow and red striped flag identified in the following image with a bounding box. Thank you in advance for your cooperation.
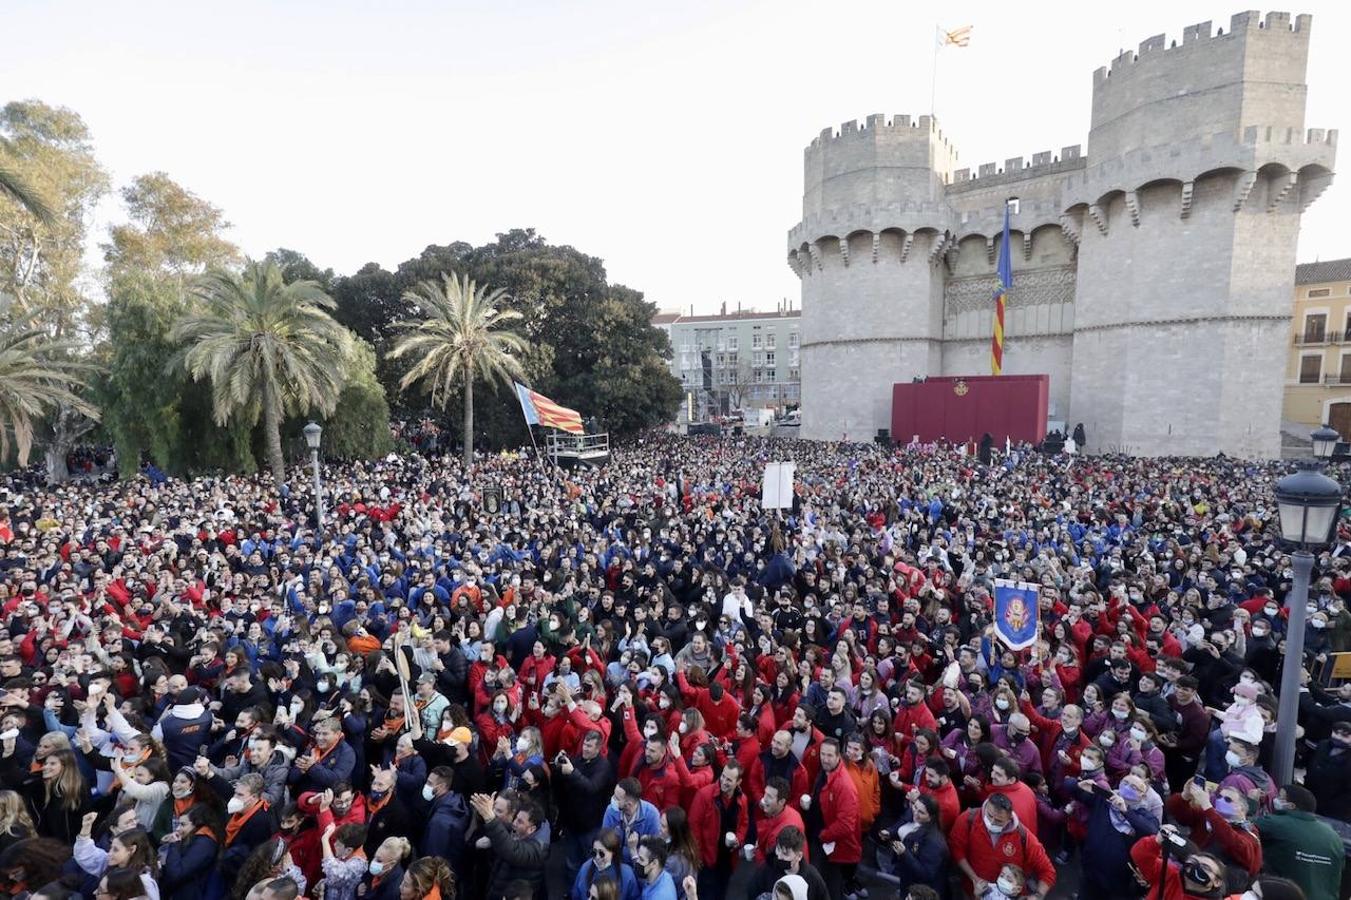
[942,25,973,48]
[991,203,1012,375]
[514,382,584,434]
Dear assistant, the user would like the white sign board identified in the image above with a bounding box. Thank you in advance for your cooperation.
[762,462,796,509]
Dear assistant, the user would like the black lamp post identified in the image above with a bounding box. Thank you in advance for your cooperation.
[303,422,324,537]
[1271,431,1342,785]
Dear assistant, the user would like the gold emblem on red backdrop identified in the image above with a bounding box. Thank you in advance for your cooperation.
[953,379,969,397]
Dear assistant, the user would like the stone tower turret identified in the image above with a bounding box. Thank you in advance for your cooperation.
[790,116,957,440]
[1068,11,1335,456]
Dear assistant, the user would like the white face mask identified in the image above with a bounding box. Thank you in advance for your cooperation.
[515,738,529,754]
[997,877,1020,895]
[1130,727,1148,742]
[995,698,1010,711]
[678,722,689,734]
[1225,749,1243,768]
[227,797,246,814]
[422,784,436,801]
[1080,759,1100,773]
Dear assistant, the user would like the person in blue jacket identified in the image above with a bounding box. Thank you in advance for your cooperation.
[159,805,224,900]
[571,827,640,900]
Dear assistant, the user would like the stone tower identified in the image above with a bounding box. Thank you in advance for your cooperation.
[788,10,1337,456]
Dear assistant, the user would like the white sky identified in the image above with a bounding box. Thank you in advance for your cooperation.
[5,1,1348,315]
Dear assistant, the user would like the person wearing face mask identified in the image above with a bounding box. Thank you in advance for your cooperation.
[555,730,617,884]
[418,767,470,867]
[1215,738,1275,813]
[993,712,1043,777]
[359,835,411,900]
[474,691,517,767]
[1128,830,1227,900]
[362,763,414,859]
[1070,772,1162,898]
[949,793,1056,899]
[220,774,277,884]
[1163,780,1261,893]
[1301,720,1351,822]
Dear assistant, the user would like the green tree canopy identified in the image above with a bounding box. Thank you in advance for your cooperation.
[391,272,527,466]
[172,260,352,482]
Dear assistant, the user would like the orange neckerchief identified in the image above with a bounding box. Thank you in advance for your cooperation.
[309,740,339,767]
[28,760,42,774]
[193,826,215,840]
[414,695,433,711]
[423,885,442,900]
[436,725,455,742]
[367,790,392,818]
[224,798,269,846]
[173,796,195,817]
[383,712,406,733]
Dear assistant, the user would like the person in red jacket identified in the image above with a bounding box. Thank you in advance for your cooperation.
[1162,781,1262,889]
[676,671,741,741]
[802,739,861,899]
[983,756,1039,831]
[628,732,684,812]
[688,759,750,900]
[1128,830,1229,900]
[892,679,939,751]
[949,793,1057,898]
[752,777,806,864]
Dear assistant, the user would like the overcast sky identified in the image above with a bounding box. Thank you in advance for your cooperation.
[6,1,1348,315]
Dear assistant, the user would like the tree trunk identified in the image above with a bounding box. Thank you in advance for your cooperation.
[44,446,70,484]
[43,404,95,485]
[462,378,474,468]
[262,379,285,483]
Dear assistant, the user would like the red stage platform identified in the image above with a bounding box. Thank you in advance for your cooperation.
[891,375,1048,445]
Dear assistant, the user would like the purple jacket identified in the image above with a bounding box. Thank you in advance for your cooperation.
[992,724,1044,776]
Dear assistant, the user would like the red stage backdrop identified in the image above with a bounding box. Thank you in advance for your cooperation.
[891,375,1048,445]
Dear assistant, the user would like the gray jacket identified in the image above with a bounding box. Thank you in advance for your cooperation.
[210,747,292,808]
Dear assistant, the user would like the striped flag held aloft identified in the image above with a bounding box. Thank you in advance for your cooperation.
[514,382,584,434]
[942,25,973,47]
[991,203,1012,375]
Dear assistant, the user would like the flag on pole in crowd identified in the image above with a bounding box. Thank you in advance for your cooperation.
[513,382,584,434]
[990,201,1012,375]
[992,579,1040,650]
[941,25,973,47]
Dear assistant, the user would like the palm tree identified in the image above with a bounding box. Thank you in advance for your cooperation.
[0,328,98,466]
[390,272,527,467]
[0,138,56,225]
[172,260,349,482]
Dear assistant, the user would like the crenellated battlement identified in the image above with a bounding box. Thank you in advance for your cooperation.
[1092,11,1312,86]
[806,114,954,153]
[949,146,1085,193]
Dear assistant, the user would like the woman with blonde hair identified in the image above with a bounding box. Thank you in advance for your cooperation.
[0,790,34,854]
[362,836,412,900]
[398,855,455,900]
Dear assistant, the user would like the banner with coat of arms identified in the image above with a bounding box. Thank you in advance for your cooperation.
[992,579,1040,651]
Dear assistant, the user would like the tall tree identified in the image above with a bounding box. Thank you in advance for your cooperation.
[101,171,243,475]
[390,272,527,466]
[104,172,239,276]
[0,327,97,467]
[171,260,350,481]
[0,150,54,225]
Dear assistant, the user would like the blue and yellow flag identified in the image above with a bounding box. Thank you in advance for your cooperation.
[992,579,1039,650]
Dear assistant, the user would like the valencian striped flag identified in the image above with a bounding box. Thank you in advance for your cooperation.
[514,382,584,434]
[941,25,973,48]
[990,202,1012,375]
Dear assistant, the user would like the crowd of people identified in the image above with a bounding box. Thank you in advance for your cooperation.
[0,433,1347,900]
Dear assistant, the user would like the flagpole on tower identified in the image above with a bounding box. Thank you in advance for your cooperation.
[930,24,940,117]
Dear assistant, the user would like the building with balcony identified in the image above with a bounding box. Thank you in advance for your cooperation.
[1284,258,1351,437]
[654,303,801,423]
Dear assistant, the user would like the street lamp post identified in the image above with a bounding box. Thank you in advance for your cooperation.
[303,422,324,538]
[1271,425,1342,785]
